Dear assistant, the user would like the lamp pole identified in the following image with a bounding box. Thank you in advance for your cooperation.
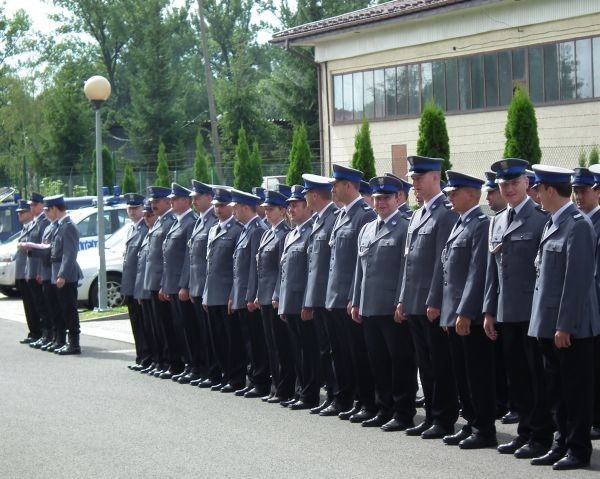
[84,76,111,311]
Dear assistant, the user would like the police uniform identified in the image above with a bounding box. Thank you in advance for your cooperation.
[385,173,413,220]
[440,172,496,449]
[398,156,459,436]
[230,189,270,396]
[256,190,294,401]
[121,193,151,370]
[528,165,600,470]
[483,159,553,457]
[326,164,377,420]
[351,176,417,430]
[202,188,245,391]
[252,187,270,230]
[588,164,600,439]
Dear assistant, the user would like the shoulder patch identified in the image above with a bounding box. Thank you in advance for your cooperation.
[572,211,584,221]
[478,214,487,220]
[362,205,372,211]
[443,201,452,209]
[534,204,547,214]
[333,209,341,215]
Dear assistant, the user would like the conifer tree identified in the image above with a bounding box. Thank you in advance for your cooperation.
[286,124,313,186]
[155,141,170,187]
[351,118,376,179]
[194,133,211,183]
[122,163,137,193]
[503,87,542,165]
[417,101,451,180]
[233,126,254,191]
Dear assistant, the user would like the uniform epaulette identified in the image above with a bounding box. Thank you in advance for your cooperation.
[235,220,244,227]
[477,214,487,220]
[333,209,341,215]
[362,205,372,211]
[443,201,452,209]
[572,211,584,221]
[534,204,546,214]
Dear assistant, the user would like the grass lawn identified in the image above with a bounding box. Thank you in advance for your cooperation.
[79,306,128,322]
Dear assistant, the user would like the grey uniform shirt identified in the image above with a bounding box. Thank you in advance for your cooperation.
[183,207,218,298]
[161,209,197,295]
[143,210,176,292]
[121,219,148,297]
[256,220,291,306]
[50,216,81,284]
[231,216,266,310]
[25,213,50,281]
[15,221,34,281]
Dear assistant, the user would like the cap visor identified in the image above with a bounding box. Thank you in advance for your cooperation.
[443,186,458,193]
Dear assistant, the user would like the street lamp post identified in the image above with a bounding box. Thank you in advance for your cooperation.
[84,75,111,311]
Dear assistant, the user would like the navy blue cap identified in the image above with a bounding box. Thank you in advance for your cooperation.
[532,165,574,188]
[286,185,306,202]
[407,156,443,177]
[190,180,213,196]
[525,169,535,187]
[301,173,332,193]
[142,201,153,214]
[384,173,411,194]
[16,200,31,212]
[28,192,44,204]
[229,189,260,207]
[588,164,600,188]
[168,182,191,199]
[490,158,529,182]
[43,194,65,209]
[147,186,171,200]
[276,183,292,198]
[483,171,498,191]
[251,187,266,202]
[330,164,363,183]
[571,167,595,187]
[359,180,372,195]
[370,176,402,196]
[261,190,287,208]
[124,193,145,206]
[211,187,232,205]
[443,171,485,192]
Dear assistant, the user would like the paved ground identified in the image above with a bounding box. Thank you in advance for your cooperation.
[1,297,599,478]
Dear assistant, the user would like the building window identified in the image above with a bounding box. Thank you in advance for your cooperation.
[332,34,600,122]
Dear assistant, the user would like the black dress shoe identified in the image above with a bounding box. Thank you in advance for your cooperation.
[189,377,204,386]
[310,399,332,415]
[244,387,269,399]
[159,370,174,379]
[501,410,520,424]
[361,414,392,428]
[530,449,566,466]
[54,345,68,354]
[220,384,237,393]
[234,386,252,396]
[199,378,216,388]
[20,337,34,344]
[497,436,527,454]
[338,404,360,420]
[319,402,346,417]
[261,393,274,402]
[552,454,590,470]
[406,421,432,436]
[266,396,285,404]
[514,441,550,459]
[57,344,81,355]
[381,418,414,432]
[349,407,376,424]
[210,383,223,391]
[458,434,498,450]
[421,424,454,439]
[415,396,425,408]
[280,398,298,407]
[179,373,201,384]
[590,425,600,440]
[30,338,44,349]
[289,400,317,410]
[443,426,472,445]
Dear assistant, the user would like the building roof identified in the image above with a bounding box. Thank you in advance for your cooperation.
[270,0,472,44]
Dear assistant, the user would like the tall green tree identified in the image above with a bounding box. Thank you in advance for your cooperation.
[90,146,115,193]
[249,142,264,189]
[233,126,254,191]
[589,147,599,167]
[122,162,136,193]
[286,124,312,186]
[351,118,376,179]
[417,100,452,180]
[194,133,211,183]
[503,87,541,165]
[155,141,170,187]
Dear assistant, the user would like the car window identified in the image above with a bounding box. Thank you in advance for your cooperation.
[0,208,13,234]
[105,221,132,248]
[106,209,128,234]
[76,213,97,238]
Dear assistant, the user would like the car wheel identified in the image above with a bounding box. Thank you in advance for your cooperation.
[0,286,20,298]
[89,273,124,309]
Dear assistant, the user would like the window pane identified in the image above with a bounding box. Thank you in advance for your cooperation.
[498,51,512,105]
[333,75,343,121]
[445,58,459,111]
[559,41,576,101]
[432,61,446,109]
[458,57,471,110]
[363,70,375,119]
[397,65,408,115]
[544,44,559,102]
[421,62,433,108]
[528,46,543,103]
[484,54,498,107]
[342,73,353,120]
[374,69,385,118]
[594,37,600,97]
[471,56,484,109]
[353,72,363,120]
[512,48,525,80]
[576,38,593,99]
[385,68,397,117]
[408,64,420,115]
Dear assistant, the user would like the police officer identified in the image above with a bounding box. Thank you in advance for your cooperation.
[121,193,150,371]
[588,164,600,440]
[396,156,459,439]
[526,169,541,205]
[439,172,496,449]
[528,165,600,470]
[384,173,413,220]
[202,188,245,392]
[273,185,318,410]
[302,174,339,416]
[351,175,417,431]
[484,171,507,213]
[572,167,600,230]
[255,190,293,403]
[359,180,374,208]
[326,164,377,423]
[182,180,219,388]
[484,159,554,459]
[252,186,269,229]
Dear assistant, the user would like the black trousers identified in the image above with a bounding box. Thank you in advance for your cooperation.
[286,314,320,404]
[500,322,554,445]
[55,282,79,335]
[237,308,270,389]
[44,281,65,335]
[207,305,246,388]
[494,331,510,414]
[28,279,49,336]
[17,278,40,338]
[325,308,357,408]
[593,336,600,428]
[164,295,187,373]
[407,314,459,428]
[140,299,159,364]
[149,291,170,368]
[125,296,152,366]
[261,304,295,398]
[191,298,220,381]
[448,325,496,437]
[538,337,594,461]
[170,294,203,373]
[314,308,337,402]
[363,315,418,422]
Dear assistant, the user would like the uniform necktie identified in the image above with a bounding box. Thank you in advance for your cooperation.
[452,217,462,235]
[507,208,515,226]
[376,219,384,233]
[215,224,222,236]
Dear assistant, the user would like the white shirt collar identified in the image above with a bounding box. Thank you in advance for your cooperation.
[318,202,335,219]
[551,201,573,225]
[343,195,362,213]
[200,205,214,219]
[460,205,480,223]
[378,210,398,224]
[218,215,234,228]
[176,208,193,222]
[425,191,445,211]
[586,205,600,218]
[295,217,312,233]
[509,195,530,216]
[270,219,285,232]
